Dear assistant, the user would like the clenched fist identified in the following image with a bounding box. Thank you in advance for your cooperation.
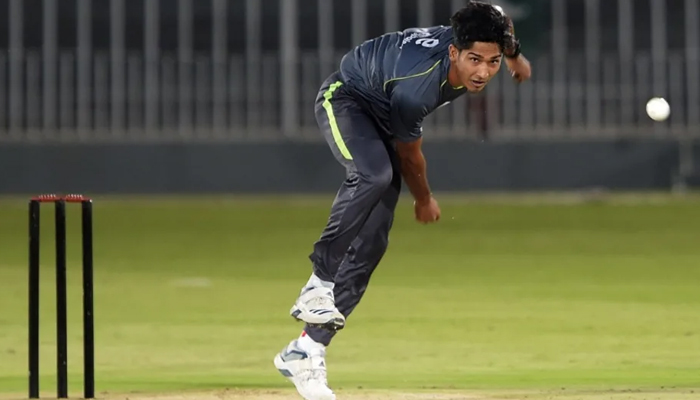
[414,196,441,224]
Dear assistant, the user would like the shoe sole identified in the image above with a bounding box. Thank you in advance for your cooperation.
[290,306,345,331]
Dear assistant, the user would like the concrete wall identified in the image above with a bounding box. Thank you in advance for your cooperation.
[1,140,695,194]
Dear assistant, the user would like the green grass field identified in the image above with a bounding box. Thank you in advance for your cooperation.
[1,193,699,400]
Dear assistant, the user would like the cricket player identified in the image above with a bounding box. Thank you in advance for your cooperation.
[274,2,532,399]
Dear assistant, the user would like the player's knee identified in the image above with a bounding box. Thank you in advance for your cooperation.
[372,233,390,253]
[363,165,393,193]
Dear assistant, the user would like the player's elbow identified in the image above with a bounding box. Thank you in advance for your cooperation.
[395,137,424,163]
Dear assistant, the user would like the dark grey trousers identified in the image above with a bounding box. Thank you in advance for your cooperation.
[305,73,402,346]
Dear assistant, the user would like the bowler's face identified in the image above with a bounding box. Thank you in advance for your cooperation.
[449,42,503,92]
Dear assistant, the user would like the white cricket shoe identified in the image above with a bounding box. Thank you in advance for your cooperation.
[274,340,336,400]
[290,286,345,331]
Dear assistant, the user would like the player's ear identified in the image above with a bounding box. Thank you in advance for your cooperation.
[448,44,459,62]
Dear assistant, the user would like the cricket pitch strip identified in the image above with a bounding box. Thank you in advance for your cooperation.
[63,387,700,400]
[2,388,698,400]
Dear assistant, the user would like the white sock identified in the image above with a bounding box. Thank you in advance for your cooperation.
[297,331,326,352]
[305,273,334,290]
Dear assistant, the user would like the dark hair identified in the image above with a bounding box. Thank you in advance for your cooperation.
[450,1,513,53]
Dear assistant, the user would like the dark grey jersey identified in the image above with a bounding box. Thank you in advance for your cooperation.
[338,25,467,142]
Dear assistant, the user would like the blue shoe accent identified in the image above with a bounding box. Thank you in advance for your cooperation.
[300,286,315,295]
[278,368,293,378]
[280,347,308,362]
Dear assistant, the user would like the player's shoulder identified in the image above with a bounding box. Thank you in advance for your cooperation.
[393,25,452,74]
[396,25,453,52]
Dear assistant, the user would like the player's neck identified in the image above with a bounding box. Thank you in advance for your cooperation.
[446,64,462,88]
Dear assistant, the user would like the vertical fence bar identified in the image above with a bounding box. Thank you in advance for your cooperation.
[229,55,245,129]
[650,0,667,97]
[301,54,317,133]
[43,0,58,133]
[678,0,698,189]
[179,0,193,136]
[501,69,517,134]
[585,0,601,132]
[418,0,433,27]
[246,0,262,134]
[601,56,622,129]
[352,0,367,45]
[77,0,92,133]
[262,53,279,131]
[635,54,651,129]
[26,53,41,133]
[111,0,126,135]
[161,55,176,130]
[60,53,75,132]
[535,55,551,133]
[650,0,667,135]
[602,55,618,130]
[569,54,584,131]
[419,0,438,135]
[0,53,7,131]
[145,0,160,135]
[519,80,534,134]
[9,0,23,134]
[195,56,211,133]
[94,53,109,132]
[280,0,299,137]
[449,0,467,141]
[212,0,228,134]
[385,0,399,32]
[127,54,143,132]
[318,0,334,81]
[668,54,685,130]
[618,0,634,127]
[551,0,567,129]
[449,1,467,137]
[451,0,467,13]
[418,0,435,133]
[686,0,699,129]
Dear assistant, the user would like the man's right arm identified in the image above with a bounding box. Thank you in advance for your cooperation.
[389,87,441,223]
[395,138,441,223]
[389,86,433,203]
[395,138,431,204]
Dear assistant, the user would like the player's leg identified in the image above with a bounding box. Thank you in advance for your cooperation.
[277,76,393,400]
[304,140,401,346]
[278,187,398,400]
[276,142,399,399]
[309,92,394,284]
[290,77,394,332]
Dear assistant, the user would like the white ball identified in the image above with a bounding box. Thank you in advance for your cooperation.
[646,97,670,121]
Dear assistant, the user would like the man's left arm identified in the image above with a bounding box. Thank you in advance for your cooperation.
[505,54,531,83]
[503,14,532,83]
